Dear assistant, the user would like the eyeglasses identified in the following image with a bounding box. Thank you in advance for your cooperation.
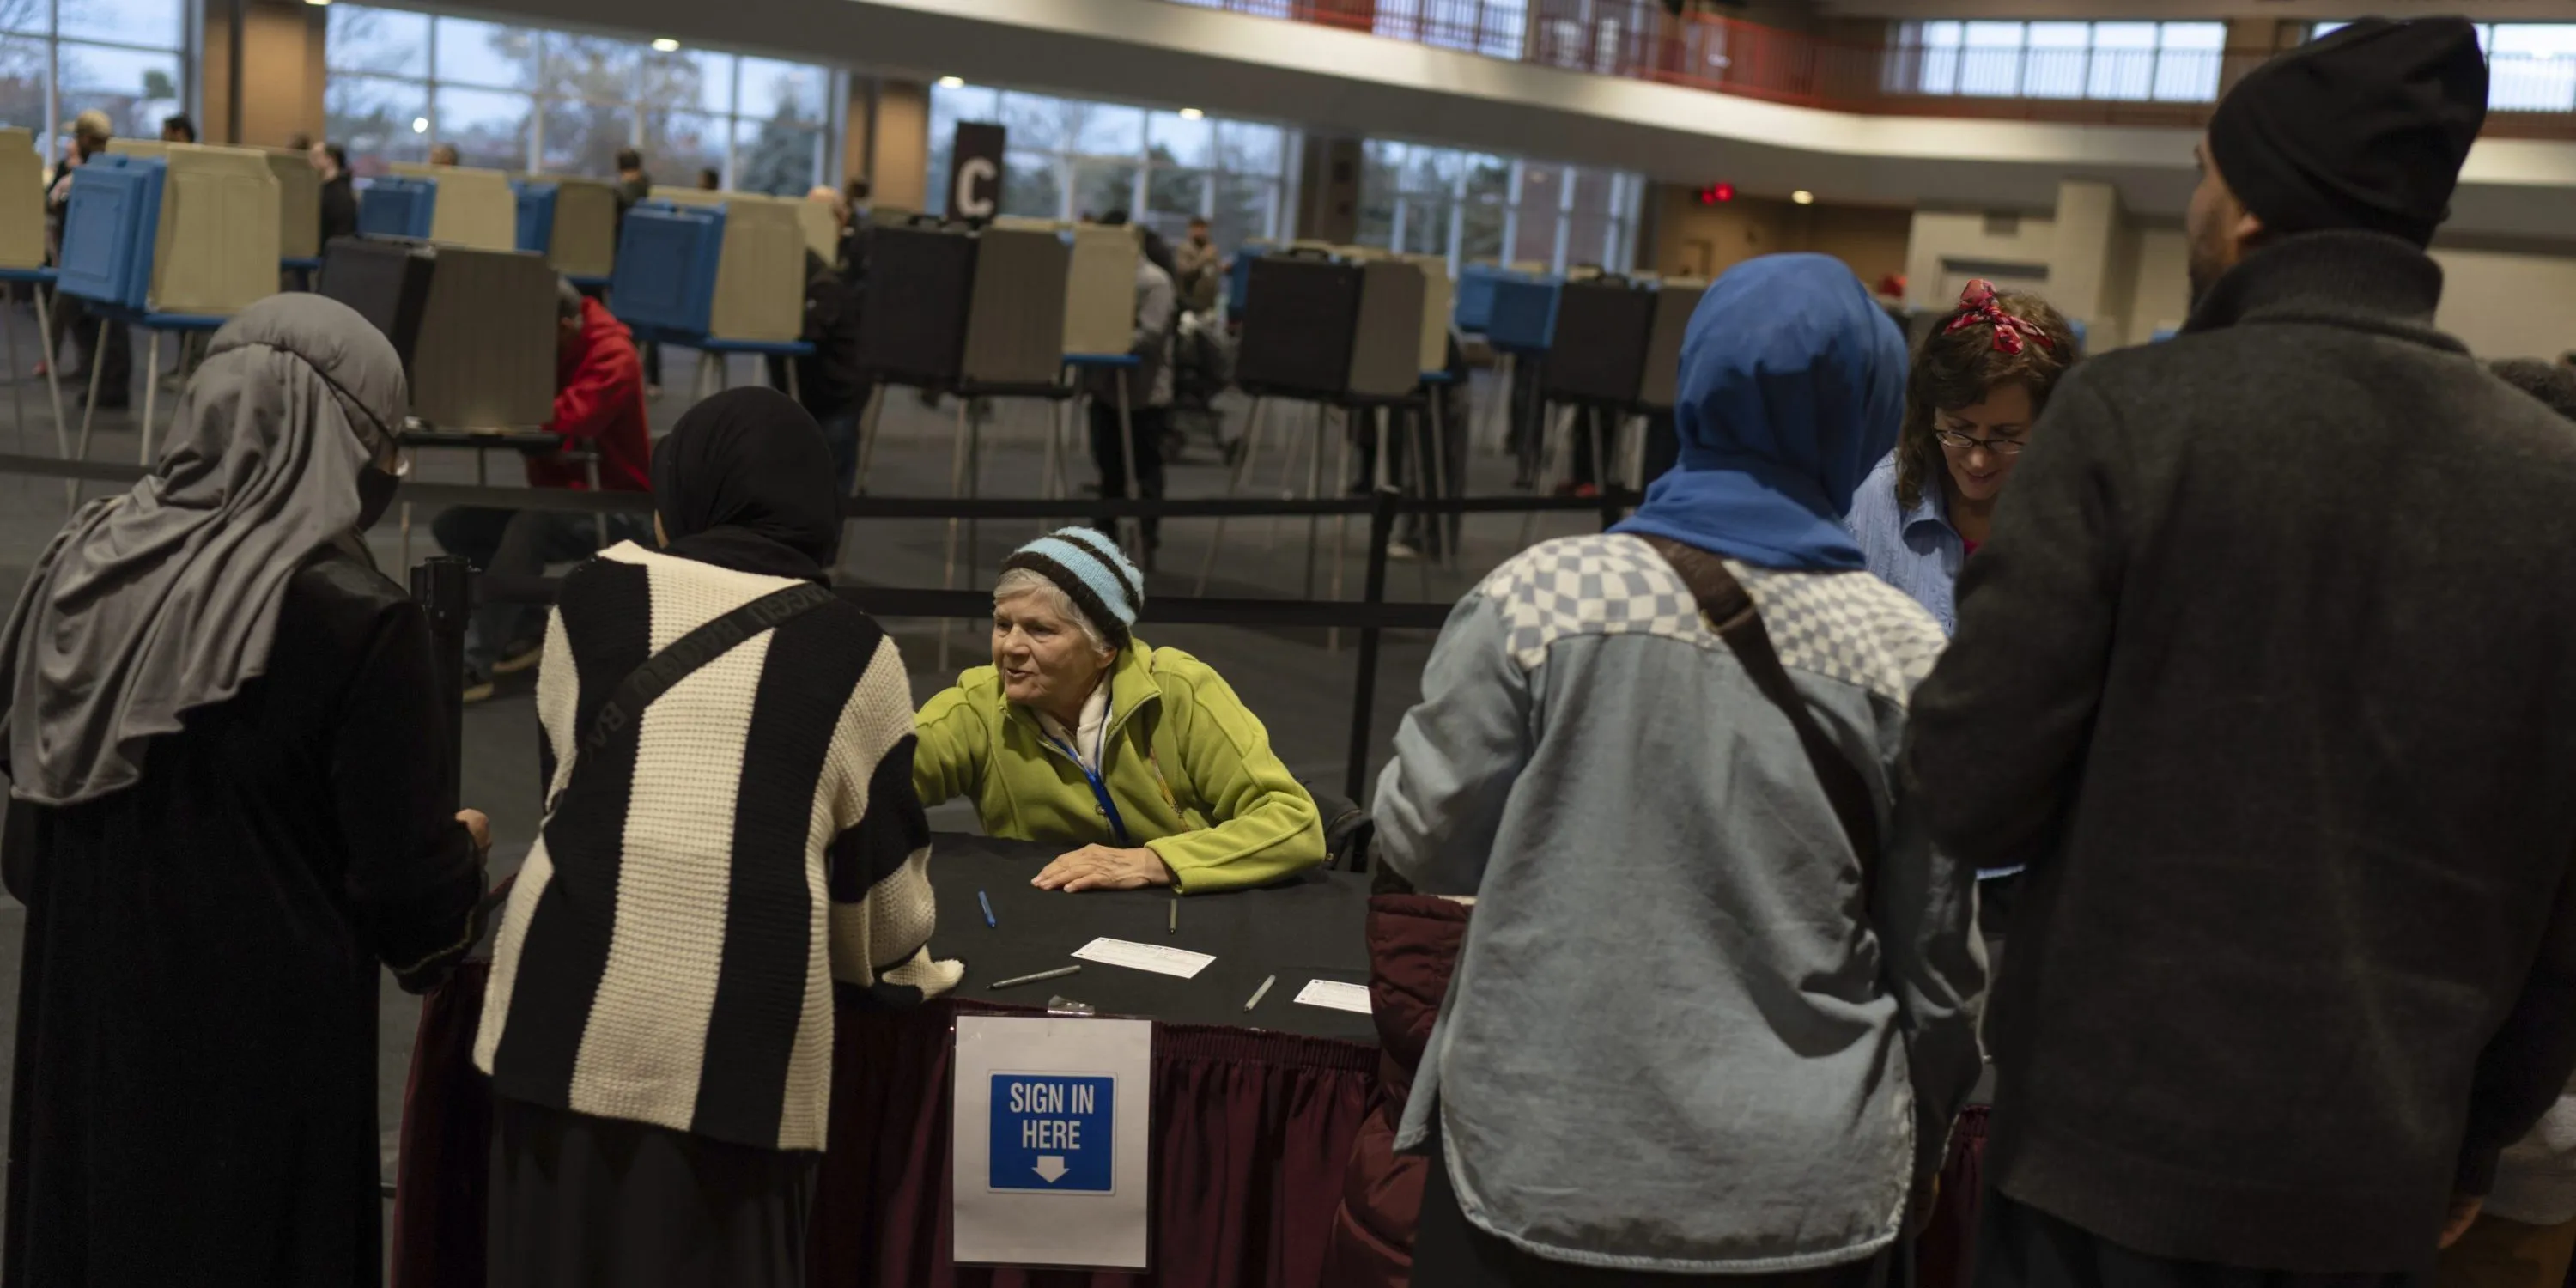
[1935,429,2026,457]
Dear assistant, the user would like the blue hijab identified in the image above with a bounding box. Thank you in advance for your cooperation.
[1612,254,1906,570]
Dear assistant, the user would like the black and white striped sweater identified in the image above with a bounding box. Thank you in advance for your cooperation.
[473,543,960,1152]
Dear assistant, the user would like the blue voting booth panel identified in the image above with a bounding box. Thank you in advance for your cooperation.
[611,203,723,339]
[988,1073,1115,1194]
[58,155,164,309]
[1485,276,1562,355]
[1454,264,1525,335]
[359,177,436,240]
[2152,326,2178,343]
[513,181,557,257]
[2068,318,2087,351]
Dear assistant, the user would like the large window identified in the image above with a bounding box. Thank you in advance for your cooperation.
[1358,138,1642,276]
[2318,22,2576,112]
[927,81,1290,253]
[324,4,837,191]
[1887,21,2227,103]
[0,0,187,164]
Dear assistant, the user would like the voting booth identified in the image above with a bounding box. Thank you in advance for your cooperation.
[622,190,805,344]
[363,165,517,252]
[1063,222,1141,358]
[319,236,556,431]
[265,149,319,263]
[1636,277,1706,412]
[512,175,619,282]
[0,127,62,457]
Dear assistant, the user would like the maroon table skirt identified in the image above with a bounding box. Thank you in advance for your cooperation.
[390,962,1378,1288]
[391,962,1991,1287]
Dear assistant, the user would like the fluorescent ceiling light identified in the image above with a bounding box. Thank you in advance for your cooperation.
[938,76,966,88]
[410,117,428,134]
[651,38,681,52]
[1791,190,1815,204]
[1178,107,1204,119]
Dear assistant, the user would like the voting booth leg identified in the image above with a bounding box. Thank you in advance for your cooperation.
[1428,392,1458,571]
[138,331,161,467]
[939,398,974,675]
[1406,404,1435,599]
[586,459,607,548]
[1343,489,1400,819]
[68,319,111,507]
[784,360,799,405]
[1115,378,1142,562]
[853,383,886,497]
[32,286,65,468]
[1327,409,1363,653]
[1194,395,1266,596]
[1481,355,1514,459]
[1267,407,1309,555]
[1587,408,1609,507]
[3,302,22,454]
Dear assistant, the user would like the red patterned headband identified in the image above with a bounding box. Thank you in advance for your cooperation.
[1946,279,2055,357]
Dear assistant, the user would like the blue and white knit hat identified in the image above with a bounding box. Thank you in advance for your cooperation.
[1002,527,1144,651]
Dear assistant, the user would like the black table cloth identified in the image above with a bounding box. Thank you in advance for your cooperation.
[391,835,1381,1288]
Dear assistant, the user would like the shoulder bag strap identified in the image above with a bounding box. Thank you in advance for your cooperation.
[568,579,839,771]
[1637,535,1880,902]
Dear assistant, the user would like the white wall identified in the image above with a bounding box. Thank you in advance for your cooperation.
[2124,227,2192,344]
[1905,210,2057,311]
[2432,248,2576,360]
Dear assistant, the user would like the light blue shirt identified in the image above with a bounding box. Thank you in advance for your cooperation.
[1846,453,2026,879]
[1845,451,1963,635]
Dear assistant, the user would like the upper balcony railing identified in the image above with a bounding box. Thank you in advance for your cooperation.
[1174,0,2576,139]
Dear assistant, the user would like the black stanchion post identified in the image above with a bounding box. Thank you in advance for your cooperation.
[410,556,473,816]
[1341,489,1400,836]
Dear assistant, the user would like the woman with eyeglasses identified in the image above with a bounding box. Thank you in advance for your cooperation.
[1848,280,2081,635]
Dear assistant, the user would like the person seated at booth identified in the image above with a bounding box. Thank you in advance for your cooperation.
[428,142,459,167]
[433,279,652,700]
[914,528,1326,894]
[159,113,194,144]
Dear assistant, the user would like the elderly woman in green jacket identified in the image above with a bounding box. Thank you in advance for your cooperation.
[914,528,1325,894]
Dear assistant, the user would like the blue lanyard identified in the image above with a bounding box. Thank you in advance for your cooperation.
[1043,695,1131,847]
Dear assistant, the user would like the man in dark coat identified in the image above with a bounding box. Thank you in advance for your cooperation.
[1909,19,2576,1285]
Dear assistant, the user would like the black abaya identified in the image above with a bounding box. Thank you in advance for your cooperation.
[3,546,486,1288]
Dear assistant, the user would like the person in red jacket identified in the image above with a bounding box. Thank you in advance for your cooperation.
[433,280,653,701]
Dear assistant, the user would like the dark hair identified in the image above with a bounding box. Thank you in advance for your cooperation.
[556,276,585,322]
[161,113,194,143]
[1097,209,1130,226]
[2492,359,2576,425]
[1895,289,2081,510]
[842,176,869,204]
[322,143,348,172]
[287,131,312,151]
[696,167,720,190]
[615,148,642,173]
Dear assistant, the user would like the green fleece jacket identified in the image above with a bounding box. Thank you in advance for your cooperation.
[913,637,1325,894]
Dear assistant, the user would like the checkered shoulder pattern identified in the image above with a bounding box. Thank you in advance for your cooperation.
[1478,534,1947,707]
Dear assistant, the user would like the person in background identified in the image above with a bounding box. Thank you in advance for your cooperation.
[836,176,870,270]
[696,167,720,191]
[1911,20,2576,1283]
[1846,280,2080,635]
[793,185,867,495]
[2433,357,2576,1288]
[0,295,490,1286]
[285,131,311,152]
[432,279,652,701]
[312,142,357,249]
[1370,253,1981,1286]
[47,110,127,408]
[1084,212,1176,560]
[611,148,660,397]
[914,529,1325,895]
[158,113,193,144]
[477,388,957,1288]
[428,142,459,167]
[1172,215,1220,314]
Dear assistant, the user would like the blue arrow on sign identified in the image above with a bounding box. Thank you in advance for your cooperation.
[989,1073,1115,1193]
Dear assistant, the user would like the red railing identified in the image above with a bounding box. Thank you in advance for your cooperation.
[1170,0,2576,139]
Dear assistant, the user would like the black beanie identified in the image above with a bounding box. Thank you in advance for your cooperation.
[2207,17,2488,247]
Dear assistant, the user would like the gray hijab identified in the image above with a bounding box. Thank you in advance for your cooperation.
[0,293,406,805]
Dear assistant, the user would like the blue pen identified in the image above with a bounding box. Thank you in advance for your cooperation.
[978,890,997,928]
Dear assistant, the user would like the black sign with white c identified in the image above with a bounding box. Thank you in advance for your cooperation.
[949,122,1006,221]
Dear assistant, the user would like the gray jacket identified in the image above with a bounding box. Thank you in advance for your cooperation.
[1082,258,1174,410]
[1375,533,1986,1273]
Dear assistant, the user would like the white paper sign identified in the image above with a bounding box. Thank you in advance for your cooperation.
[1071,936,1215,979]
[952,1014,1153,1269]
[1294,979,1375,1014]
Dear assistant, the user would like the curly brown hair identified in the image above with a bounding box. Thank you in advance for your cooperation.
[1894,289,2082,510]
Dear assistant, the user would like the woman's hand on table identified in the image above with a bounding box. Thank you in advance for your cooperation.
[1034,845,1175,893]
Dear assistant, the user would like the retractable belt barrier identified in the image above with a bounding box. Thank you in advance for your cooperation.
[0,453,1634,804]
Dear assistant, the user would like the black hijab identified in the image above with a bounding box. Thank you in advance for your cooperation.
[650,387,841,583]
